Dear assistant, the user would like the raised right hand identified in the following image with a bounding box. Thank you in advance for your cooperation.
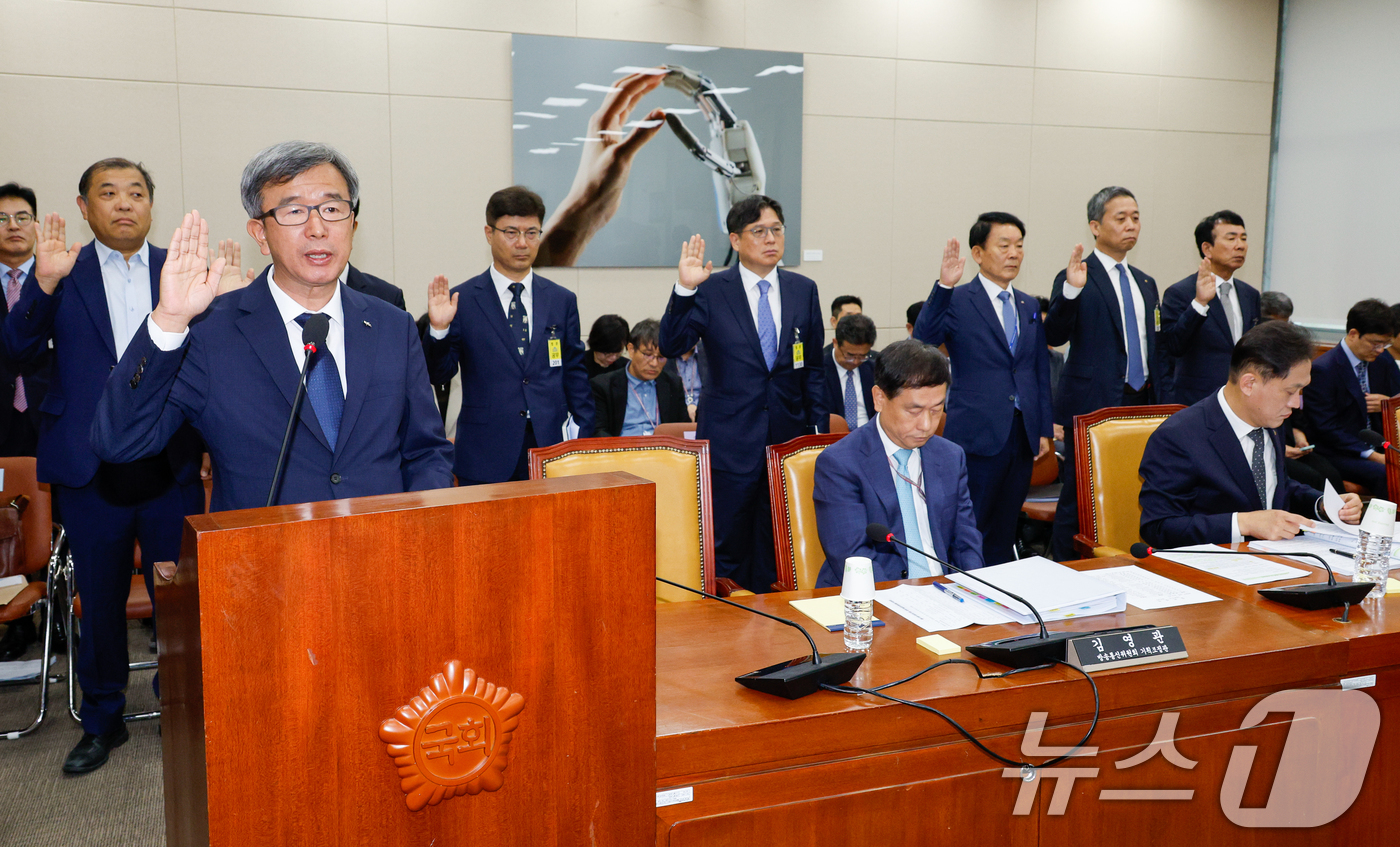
[34,213,82,294]
[1193,256,1217,306]
[1238,509,1312,541]
[427,275,458,330]
[939,238,966,287]
[1065,243,1088,289]
[150,211,225,334]
[678,234,712,290]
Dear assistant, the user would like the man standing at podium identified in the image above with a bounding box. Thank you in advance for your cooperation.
[92,141,452,511]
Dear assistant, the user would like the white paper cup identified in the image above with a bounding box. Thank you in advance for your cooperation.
[841,556,875,601]
[1360,499,1397,538]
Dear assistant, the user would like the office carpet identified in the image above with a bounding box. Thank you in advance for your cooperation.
[0,619,163,847]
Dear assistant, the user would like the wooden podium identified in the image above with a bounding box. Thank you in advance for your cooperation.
[155,474,656,847]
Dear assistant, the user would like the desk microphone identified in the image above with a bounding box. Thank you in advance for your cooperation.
[655,576,864,699]
[1129,543,1374,616]
[266,314,329,508]
[1360,429,1400,456]
[865,523,1083,668]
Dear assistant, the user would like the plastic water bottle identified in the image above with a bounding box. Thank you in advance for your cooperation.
[842,557,875,653]
[1353,499,1395,600]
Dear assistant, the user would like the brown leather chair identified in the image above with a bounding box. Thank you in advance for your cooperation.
[1384,397,1400,499]
[767,434,845,591]
[1018,448,1061,554]
[653,422,697,439]
[529,435,745,600]
[1072,404,1185,558]
[828,414,849,435]
[0,457,65,739]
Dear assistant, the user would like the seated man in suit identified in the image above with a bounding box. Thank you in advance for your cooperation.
[1302,299,1400,498]
[591,318,688,437]
[92,141,453,512]
[824,313,876,431]
[1140,321,1361,549]
[821,294,862,361]
[814,340,982,587]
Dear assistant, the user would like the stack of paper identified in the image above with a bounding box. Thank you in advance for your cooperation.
[1152,544,1310,585]
[1088,565,1221,610]
[1297,480,1400,570]
[945,557,1127,625]
[872,582,1014,631]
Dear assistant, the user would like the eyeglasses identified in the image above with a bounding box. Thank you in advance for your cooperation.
[743,225,784,240]
[835,347,869,364]
[633,349,667,363]
[492,226,543,243]
[0,212,34,226]
[258,200,356,226]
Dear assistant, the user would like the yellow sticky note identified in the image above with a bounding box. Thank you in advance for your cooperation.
[1386,578,1400,595]
[916,634,961,656]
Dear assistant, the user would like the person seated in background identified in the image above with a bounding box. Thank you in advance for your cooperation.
[591,318,687,437]
[584,313,630,379]
[663,340,706,421]
[824,313,877,432]
[904,301,922,338]
[813,340,982,587]
[1303,299,1400,498]
[1140,321,1361,549]
[1261,290,1293,322]
[822,294,862,360]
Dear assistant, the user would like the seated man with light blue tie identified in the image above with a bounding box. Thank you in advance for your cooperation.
[813,340,983,587]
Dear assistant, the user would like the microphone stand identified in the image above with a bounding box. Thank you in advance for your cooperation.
[266,341,319,508]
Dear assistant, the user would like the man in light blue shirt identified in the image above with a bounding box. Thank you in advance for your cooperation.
[592,319,688,437]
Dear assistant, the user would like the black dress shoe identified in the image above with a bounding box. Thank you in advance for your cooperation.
[62,726,130,775]
[0,616,37,661]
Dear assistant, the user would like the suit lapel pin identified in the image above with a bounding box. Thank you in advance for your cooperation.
[363,320,372,328]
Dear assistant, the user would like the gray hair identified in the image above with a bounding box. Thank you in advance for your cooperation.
[1087,186,1136,223]
[1261,291,1294,321]
[239,141,360,219]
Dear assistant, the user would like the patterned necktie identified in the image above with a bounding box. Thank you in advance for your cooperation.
[844,368,859,430]
[894,448,932,578]
[1116,263,1146,391]
[1219,281,1240,341]
[756,278,777,370]
[1357,361,1371,395]
[1247,428,1268,508]
[5,269,26,412]
[294,313,345,448]
[998,290,1018,351]
[507,282,528,357]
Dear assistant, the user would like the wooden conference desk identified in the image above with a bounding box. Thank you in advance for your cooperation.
[655,552,1400,845]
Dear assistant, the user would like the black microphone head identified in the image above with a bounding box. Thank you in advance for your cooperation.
[1129,543,1152,558]
[301,313,330,347]
[866,523,891,544]
[1360,429,1386,450]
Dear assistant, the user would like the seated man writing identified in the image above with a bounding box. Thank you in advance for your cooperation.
[813,339,983,587]
[1140,321,1362,549]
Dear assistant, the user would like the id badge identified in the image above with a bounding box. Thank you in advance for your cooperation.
[792,342,804,369]
[548,337,562,368]
[1154,305,1161,331]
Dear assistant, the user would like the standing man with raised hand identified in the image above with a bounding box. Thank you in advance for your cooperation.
[424,186,594,484]
[1044,187,1163,561]
[913,213,1052,566]
[659,195,827,593]
[4,159,206,775]
[1160,211,1260,405]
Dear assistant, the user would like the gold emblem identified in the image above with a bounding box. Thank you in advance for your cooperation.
[379,660,526,811]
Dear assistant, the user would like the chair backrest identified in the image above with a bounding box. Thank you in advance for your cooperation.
[1074,404,1184,553]
[828,414,849,435]
[1028,446,1059,487]
[529,436,713,603]
[1313,342,1336,360]
[0,457,53,578]
[653,422,696,438]
[767,434,845,591]
[1384,397,1400,499]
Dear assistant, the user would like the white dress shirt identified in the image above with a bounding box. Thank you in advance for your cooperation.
[1060,250,1150,379]
[148,266,350,396]
[874,413,940,573]
[833,346,869,428]
[1191,274,1244,341]
[1217,388,1276,543]
[673,263,782,342]
[93,239,152,360]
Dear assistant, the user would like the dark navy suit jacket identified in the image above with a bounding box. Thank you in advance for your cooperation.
[1303,344,1400,461]
[1046,258,1163,423]
[1139,395,1320,548]
[912,278,1052,456]
[424,268,594,482]
[659,265,828,475]
[813,419,983,587]
[1160,274,1260,405]
[345,263,406,311]
[0,261,49,445]
[90,272,453,511]
[3,241,201,488]
[822,349,875,426]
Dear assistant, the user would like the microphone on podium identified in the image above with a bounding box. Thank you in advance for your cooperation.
[865,523,1080,668]
[266,314,330,508]
[1129,543,1374,614]
[655,576,864,700]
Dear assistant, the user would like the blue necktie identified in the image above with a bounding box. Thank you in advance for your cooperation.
[843,368,859,430]
[294,313,345,448]
[1357,361,1371,395]
[756,278,778,370]
[507,282,528,357]
[998,290,1018,352]
[894,448,931,578]
[1117,263,1146,391]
